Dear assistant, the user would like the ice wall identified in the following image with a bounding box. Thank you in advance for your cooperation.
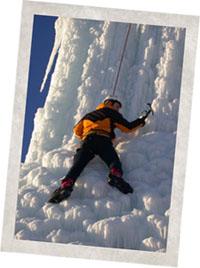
[25,19,185,165]
[16,17,186,251]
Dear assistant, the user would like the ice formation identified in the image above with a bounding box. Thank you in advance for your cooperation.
[15,17,185,251]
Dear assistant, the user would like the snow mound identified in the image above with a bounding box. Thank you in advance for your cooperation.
[15,17,185,251]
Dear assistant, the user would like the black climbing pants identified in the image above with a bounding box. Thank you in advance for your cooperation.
[63,134,123,183]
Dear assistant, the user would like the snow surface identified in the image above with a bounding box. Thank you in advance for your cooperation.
[15,17,185,252]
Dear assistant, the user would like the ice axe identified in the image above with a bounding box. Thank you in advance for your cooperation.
[142,103,154,120]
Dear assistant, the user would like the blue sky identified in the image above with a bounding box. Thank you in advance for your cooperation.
[21,15,58,162]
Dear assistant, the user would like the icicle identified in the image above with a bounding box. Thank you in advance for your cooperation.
[40,18,64,93]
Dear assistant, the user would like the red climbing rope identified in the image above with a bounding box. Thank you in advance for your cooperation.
[112,23,132,96]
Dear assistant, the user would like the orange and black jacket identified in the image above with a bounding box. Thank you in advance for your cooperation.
[73,103,145,141]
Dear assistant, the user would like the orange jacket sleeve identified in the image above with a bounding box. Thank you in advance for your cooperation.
[73,120,84,139]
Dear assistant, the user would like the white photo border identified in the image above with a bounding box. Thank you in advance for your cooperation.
[1,1,199,267]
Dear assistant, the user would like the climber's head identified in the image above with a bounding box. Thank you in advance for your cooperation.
[103,95,122,111]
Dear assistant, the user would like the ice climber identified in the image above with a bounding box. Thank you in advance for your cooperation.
[48,95,147,203]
